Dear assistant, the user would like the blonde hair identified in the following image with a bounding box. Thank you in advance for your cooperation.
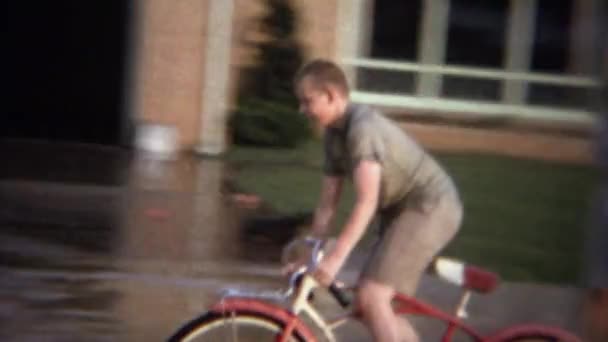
[294,59,349,96]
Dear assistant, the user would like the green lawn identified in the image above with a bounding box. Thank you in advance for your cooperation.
[226,139,599,285]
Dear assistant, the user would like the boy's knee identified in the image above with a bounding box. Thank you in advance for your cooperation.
[356,280,394,313]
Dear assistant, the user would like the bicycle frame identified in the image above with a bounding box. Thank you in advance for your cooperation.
[200,238,580,342]
[292,275,486,342]
[215,273,484,342]
[215,237,486,342]
[392,292,484,342]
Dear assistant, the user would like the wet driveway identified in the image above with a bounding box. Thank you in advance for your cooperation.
[0,141,292,341]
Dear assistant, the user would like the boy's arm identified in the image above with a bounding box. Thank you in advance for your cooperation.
[310,175,343,238]
[331,160,380,262]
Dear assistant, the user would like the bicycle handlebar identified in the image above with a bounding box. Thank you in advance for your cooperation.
[329,283,351,308]
[285,237,351,308]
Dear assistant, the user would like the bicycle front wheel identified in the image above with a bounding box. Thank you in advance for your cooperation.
[168,311,306,342]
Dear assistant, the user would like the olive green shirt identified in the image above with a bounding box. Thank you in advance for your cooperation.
[323,103,459,210]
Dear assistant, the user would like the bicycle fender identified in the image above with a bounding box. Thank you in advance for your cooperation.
[211,298,318,342]
[484,324,582,342]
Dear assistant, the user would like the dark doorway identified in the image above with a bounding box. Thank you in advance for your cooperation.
[2,1,134,146]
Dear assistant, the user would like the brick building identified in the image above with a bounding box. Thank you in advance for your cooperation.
[131,0,604,155]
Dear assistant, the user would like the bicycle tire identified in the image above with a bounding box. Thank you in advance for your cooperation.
[497,332,582,342]
[168,311,307,342]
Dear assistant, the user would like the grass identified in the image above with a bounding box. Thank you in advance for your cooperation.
[226,139,599,285]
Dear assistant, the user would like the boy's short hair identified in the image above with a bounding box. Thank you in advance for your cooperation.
[294,59,349,96]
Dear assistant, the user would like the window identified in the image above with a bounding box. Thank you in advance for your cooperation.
[443,0,508,101]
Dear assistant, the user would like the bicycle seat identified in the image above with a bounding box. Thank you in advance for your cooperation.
[432,258,500,294]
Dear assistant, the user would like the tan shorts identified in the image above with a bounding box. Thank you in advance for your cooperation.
[360,194,463,295]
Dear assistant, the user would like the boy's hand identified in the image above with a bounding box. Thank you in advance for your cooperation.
[312,250,345,286]
[281,237,313,276]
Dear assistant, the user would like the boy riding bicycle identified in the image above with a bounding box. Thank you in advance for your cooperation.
[288,59,463,342]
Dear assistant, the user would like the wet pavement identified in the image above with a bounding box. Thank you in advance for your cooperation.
[0,140,586,341]
[0,140,289,341]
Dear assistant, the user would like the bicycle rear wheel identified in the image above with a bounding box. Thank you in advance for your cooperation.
[168,311,306,342]
[499,332,581,342]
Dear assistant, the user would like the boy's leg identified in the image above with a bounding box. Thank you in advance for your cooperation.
[357,279,419,342]
[358,195,462,341]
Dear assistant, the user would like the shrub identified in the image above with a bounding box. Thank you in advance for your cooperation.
[230,98,311,148]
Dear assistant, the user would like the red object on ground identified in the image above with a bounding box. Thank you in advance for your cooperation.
[144,208,172,220]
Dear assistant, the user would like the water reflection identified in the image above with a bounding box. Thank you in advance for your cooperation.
[115,156,260,340]
[0,147,287,341]
[119,156,239,261]
[0,221,122,340]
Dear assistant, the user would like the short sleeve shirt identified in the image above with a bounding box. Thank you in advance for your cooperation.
[323,103,458,210]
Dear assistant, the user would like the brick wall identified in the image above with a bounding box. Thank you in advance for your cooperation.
[133,0,209,148]
[134,0,341,150]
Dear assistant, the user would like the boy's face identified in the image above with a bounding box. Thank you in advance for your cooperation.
[295,76,338,127]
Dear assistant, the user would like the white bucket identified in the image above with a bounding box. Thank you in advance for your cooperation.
[134,123,178,160]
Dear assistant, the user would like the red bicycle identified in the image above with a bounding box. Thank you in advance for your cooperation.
[168,238,582,341]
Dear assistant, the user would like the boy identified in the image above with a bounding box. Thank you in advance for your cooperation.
[291,59,463,342]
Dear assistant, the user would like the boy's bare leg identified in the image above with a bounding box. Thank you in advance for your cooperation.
[357,280,419,342]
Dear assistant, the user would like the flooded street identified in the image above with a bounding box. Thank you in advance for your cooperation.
[0,141,291,341]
